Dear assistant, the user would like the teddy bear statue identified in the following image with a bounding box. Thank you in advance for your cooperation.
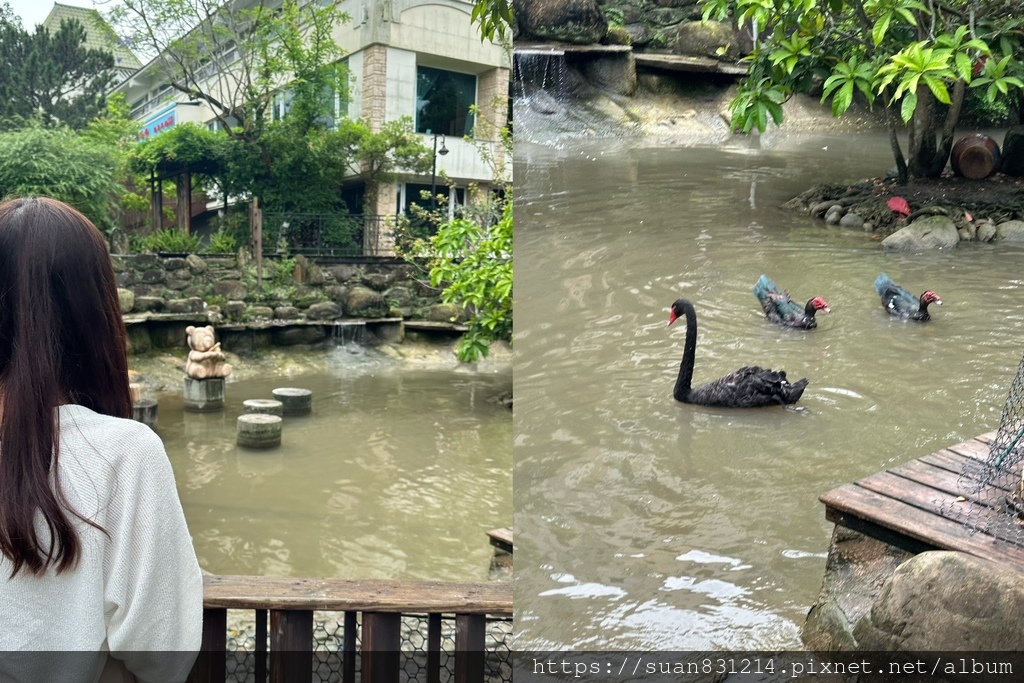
[185,325,233,380]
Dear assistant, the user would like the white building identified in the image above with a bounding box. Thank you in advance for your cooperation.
[113,0,510,254]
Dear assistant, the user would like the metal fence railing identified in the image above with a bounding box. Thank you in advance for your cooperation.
[261,214,394,257]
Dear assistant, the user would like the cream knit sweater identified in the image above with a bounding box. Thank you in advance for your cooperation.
[0,404,203,683]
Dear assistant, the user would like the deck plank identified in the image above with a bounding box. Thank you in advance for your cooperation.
[855,470,1024,549]
[821,482,1024,567]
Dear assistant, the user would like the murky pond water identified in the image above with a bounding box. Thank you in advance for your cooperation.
[514,133,1024,649]
[152,351,511,581]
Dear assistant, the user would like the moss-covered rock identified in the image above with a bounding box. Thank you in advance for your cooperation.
[345,286,390,318]
[515,0,608,44]
[674,20,740,60]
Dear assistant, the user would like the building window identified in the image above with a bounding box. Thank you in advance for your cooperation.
[416,66,476,136]
[272,90,293,121]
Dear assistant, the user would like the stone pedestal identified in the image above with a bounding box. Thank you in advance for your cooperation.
[272,387,313,416]
[132,398,158,428]
[243,399,284,417]
[237,413,283,449]
[184,377,226,413]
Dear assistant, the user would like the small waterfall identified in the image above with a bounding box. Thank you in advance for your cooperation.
[330,322,367,347]
[513,49,570,116]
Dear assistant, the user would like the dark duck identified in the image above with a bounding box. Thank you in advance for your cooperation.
[668,299,808,408]
[874,273,942,321]
[752,274,830,329]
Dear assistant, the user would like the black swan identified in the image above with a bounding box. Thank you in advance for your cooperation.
[668,299,808,407]
[752,274,830,329]
[874,273,942,321]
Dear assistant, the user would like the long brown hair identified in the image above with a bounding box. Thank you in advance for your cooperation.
[0,197,132,577]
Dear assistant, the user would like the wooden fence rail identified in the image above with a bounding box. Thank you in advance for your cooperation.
[187,575,512,683]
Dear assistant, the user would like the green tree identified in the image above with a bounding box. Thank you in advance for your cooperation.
[428,198,513,362]
[0,13,116,129]
[472,0,513,45]
[0,124,122,230]
[702,0,1024,182]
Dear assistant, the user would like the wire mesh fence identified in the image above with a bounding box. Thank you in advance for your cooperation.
[949,349,1024,544]
[223,610,512,683]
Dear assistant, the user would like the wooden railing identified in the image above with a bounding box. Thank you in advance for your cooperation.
[188,575,513,683]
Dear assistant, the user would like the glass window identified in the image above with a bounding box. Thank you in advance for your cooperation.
[272,90,293,121]
[416,66,476,136]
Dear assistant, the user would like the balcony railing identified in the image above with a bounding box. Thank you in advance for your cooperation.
[262,213,396,257]
[188,575,512,683]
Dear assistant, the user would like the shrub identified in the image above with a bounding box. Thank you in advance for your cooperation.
[140,228,203,253]
[207,229,238,254]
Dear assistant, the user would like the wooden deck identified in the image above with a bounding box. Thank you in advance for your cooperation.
[820,431,1024,568]
[486,527,513,554]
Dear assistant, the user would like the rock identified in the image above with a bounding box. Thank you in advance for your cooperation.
[801,526,913,650]
[126,253,159,270]
[327,264,359,283]
[127,325,150,354]
[272,326,327,346]
[165,299,200,314]
[624,23,651,46]
[308,264,325,286]
[117,270,136,287]
[273,306,301,320]
[426,303,468,324]
[118,288,135,314]
[293,254,311,283]
[385,286,416,308]
[306,301,343,320]
[853,551,1024,654]
[248,306,274,321]
[345,286,390,318]
[514,0,608,44]
[881,215,959,250]
[140,268,166,284]
[163,257,188,271]
[862,222,874,233]
[323,285,348,303]
[134,296,165,312]
[604,24,632,45]
[362,272,396,291]
[958,225,975,241]
[824,204,845,225]
[673,20,739,60]
[213,281,248,300]
[186,254,208,273]
[581,54,637,96]
[977,221,998,242]
[839,212,864,229]
[1001,125,1024,176]
[165,277,191,291]
[996,219,1024,241]
[224,300,247,320]
[414,280,443,297]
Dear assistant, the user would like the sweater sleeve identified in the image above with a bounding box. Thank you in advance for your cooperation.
[101,425,203,683]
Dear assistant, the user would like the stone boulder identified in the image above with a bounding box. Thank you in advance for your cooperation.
[272,327,326,346]
[674,20,740,60]
[996,219,1024,241]
[801,527,912,650]
[514,0,608,45]
[306,301,343,320]
[977,221,998,242]
[134,296,165,312]
[213,281,248,300]
[118,288,135,314]
[854,551,1024,654]
[881,215,959,250]
[426,303,469,324]
[1001,125,1024,176]
[186,254,208,273]
[345,286,390,318]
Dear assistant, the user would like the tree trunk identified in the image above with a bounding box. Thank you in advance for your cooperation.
[928,79,966,177]
[881,88,908,184]
[908,88,938,178]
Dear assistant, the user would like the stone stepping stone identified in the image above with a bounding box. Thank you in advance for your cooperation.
[243,399,284,417]
[237,413,283,449]
[272,387,312,416]
[132,398,158,428]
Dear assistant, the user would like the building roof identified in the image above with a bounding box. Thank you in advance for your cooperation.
[41,3,142,71]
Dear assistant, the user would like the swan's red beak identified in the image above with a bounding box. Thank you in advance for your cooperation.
[668,310,678,326]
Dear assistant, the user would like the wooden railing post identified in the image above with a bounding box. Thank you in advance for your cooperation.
[343,611,357,683]
[187,607,226,683]
[454,613,486,683]
[427,613,442,683]
[361,612,400,683]
[270,609,313,683]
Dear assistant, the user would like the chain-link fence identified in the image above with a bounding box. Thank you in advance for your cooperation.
[223,610,512,683]
[950,349,1024,544]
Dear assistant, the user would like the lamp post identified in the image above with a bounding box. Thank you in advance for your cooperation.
[430,133,449,212]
